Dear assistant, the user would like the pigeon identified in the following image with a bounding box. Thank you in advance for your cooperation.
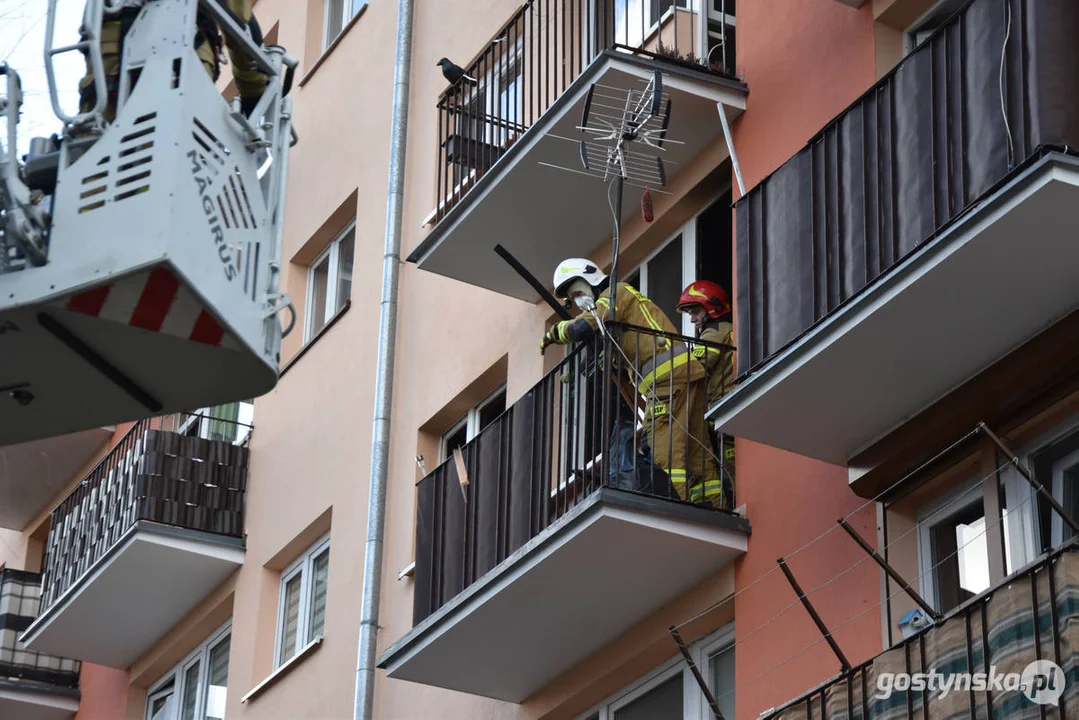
[437,58,478,88]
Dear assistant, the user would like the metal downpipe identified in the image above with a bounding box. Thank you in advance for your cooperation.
[355,0,414,717]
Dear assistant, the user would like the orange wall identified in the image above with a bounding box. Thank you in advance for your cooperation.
[73,664,129,720]
[730,2,882,719]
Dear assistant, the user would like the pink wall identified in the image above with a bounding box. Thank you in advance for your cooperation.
[73,664,129,720]
[730,2,882,719]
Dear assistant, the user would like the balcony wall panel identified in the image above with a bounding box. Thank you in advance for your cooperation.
[735,0,1079,374]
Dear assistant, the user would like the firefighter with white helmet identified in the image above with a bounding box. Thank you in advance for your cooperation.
[542,258,723,509]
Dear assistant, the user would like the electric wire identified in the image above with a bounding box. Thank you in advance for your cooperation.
[707,476,1043,708]
[697,460,1005,659]
[672,427,985,631]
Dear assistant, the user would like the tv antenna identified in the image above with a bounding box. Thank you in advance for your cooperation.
[540,69,680,317]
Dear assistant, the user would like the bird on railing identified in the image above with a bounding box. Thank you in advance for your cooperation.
[437,58,478,88]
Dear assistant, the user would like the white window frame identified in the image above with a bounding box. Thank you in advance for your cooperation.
[323,0,367,49]
[1050,447,1079,545]
[144,621,232,720]
[1008,414,1079,551]
[575,623,734,720]
[274,532,331,668]
[439,385,507,462]
[304,221,355,343]
[913,471,1021,612]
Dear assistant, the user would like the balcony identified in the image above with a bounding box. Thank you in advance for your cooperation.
[408,0,744,303]
[20,412,250,668]
[0,569,80,720]
[0,427,112,532]
[712,0,1079,468]
[759,543,1079,720]
[380,326,748,702]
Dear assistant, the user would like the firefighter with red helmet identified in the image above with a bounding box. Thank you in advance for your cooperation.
[677,279,735,510]
[677,280,734,404]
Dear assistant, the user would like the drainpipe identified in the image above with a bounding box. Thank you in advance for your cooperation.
[355,0,413,717]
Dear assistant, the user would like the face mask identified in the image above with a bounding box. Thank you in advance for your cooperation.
[574,294,596,312]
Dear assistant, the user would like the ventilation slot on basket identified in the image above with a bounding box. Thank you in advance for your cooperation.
[77,159,110,214]
[113,113,156,204]
[192,118,227,173]
[232,167,257,228]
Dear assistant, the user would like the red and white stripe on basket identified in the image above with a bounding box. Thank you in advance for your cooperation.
[62,267,237,348]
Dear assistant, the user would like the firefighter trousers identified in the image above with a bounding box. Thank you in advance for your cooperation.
[646,378,726,510]
[78,2,267,122]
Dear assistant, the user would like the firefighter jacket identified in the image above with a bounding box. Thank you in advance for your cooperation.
[693,321,735,405]
[547,282,705,395]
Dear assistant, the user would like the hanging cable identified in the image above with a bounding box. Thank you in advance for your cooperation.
[998,0,1014,168]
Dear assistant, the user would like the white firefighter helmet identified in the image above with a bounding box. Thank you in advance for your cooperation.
[552,258,607,298]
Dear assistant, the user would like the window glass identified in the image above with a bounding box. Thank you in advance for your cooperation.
[479,390,507,433]
[279,573,302,666]
[646,234,683,328]
[309,253,330,337]
[204,637,229,720]
[696,190,733,296]
[336,229,355,315]
[443,422,469,461]
[709,644,735,720]
[308,549,331,642]
[1031,428,1079,550]
[613,672,683,719]
[180,661,200,720]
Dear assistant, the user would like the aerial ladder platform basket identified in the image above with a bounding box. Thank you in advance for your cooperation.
[0,0,297,446]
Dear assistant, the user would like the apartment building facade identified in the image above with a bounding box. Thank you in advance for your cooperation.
[2,0,1078,718]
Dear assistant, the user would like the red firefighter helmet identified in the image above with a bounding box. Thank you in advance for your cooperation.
[677,280,731,319]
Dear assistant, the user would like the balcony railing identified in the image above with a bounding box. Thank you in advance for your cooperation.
[761,543,1079,720]
[734,0,1079,375]
[434,0,736,221]
[413,323,736,624]
[0,569,80,690]
[38,411,251,614]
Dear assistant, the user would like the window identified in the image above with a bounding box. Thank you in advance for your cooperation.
[904,0,966,54]
[613,0,692,48]
[276,533,330,668]
[578,625,734,720]
[180,400,255,445]
[1028,423,1079,549]
[440,387,507,462]
[624,187,733,337]
[324,0,367,48]
[916,477,1017,614]
[145,623,231,720]
[305,222,355,341]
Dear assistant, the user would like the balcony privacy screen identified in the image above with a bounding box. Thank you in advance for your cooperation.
[734,0,1079,374]
[40,419,249,613]
[0,569,80,688]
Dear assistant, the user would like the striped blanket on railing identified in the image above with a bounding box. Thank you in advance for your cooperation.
[768,549,1079,720]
